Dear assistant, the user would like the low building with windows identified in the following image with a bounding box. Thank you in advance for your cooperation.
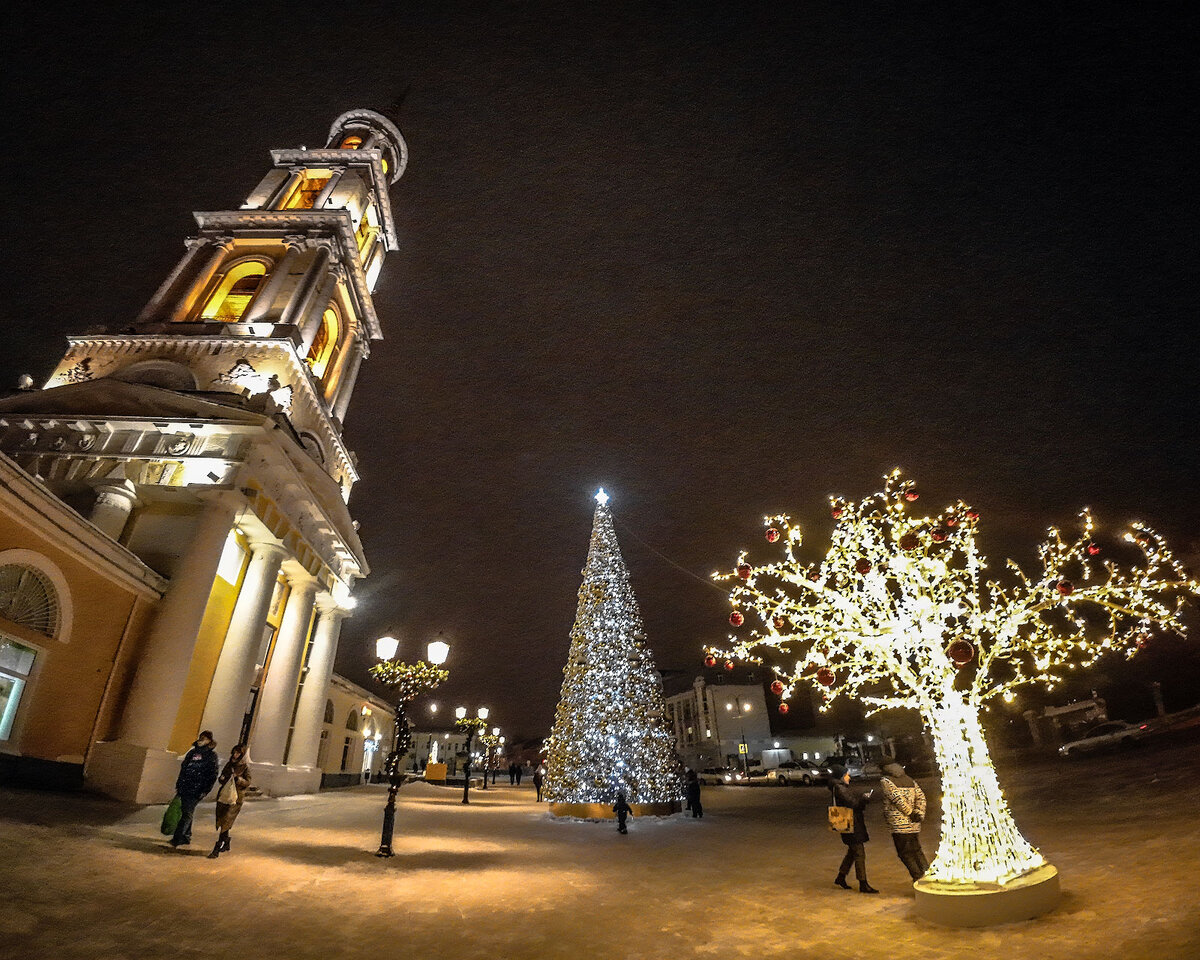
[0,451,165,788]
[318,673,395,787]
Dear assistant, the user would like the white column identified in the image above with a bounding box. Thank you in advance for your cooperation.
[287,595,348,769]
[300,270,342,345]
[136,237,210,324]
[242,241,303,323]
[250,573,318,765]
[167,239,234,322]
[199,540,287,750]
[332,344,366,424]
[89,480,139,541]
[280,244,331,327]
[118,492,242,749]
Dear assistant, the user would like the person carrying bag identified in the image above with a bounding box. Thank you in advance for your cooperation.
[208,743,251,859]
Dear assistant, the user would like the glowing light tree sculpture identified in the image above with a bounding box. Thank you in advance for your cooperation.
[545,489,684,818]
[715,470,1197,925]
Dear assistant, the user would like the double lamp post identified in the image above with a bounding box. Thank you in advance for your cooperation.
[369,635,450,858]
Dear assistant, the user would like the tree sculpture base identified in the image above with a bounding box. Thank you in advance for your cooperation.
[549,801,682,819]
[914,864,1060,927]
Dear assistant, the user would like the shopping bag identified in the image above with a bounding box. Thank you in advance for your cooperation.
[827,805,854,833]
[160,795,182,835]
[217,777,238,805]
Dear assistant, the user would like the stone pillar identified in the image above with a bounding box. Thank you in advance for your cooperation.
[287,595,348,769]
[241,241,303,324]
[136,238,212,323]
[167,240,234,322]
[280,244,331,328]
[89,479,139,541]
[250,573,318,765]
[267,169,304,209]
[300,269,342,346]
[312,169,345,209]
[332,344,366,424]
[118,491,242,748]
[199,540,288,750]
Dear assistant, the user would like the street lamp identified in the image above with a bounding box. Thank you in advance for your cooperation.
[455,706,489,804]
[726,696,752,776]
[478,725,501,791]
[369,636,450,858]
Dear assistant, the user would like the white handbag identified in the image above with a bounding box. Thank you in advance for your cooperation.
[217,775,238,805]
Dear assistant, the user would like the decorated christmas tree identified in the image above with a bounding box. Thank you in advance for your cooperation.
[714,470,1197,918]
[544,489,683,812]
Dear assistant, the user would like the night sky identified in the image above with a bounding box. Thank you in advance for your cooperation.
[7,4,1198,739]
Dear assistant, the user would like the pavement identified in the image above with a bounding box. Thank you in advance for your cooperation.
[2,731,1198,960]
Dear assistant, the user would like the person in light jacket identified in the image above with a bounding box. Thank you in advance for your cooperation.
[880,761,929,879]
[207,743,251,859]
[828,766,878,893]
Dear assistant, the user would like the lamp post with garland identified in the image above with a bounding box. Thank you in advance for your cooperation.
[369,635,450,858]
[454,706,489,804]
[477,727,501,790]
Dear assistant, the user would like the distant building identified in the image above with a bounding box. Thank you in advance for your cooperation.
[320,674,395,787]
[0,110,407,801]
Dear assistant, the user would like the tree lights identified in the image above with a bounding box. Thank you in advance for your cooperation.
[713,470,1197,895]
[544,490,683,813]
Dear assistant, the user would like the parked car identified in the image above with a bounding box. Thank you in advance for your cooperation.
[697,767,747,785]
[764,759,829,786]
[1058,720,1150,757]
[824,755,882,779]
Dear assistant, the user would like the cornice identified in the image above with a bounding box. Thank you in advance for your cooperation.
[270,146,400,248]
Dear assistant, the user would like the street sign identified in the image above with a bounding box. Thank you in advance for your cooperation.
[738,743,748,754]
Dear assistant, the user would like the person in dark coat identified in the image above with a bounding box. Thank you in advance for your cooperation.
[208,743,251,859]
[685,769,703,818]
[613,790,632,834]
[515,762,524,786]
[170,731,218,848]
[532,763,546,802]
[828,765,878,893]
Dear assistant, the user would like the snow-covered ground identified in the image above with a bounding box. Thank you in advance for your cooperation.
[2,730,1198,960]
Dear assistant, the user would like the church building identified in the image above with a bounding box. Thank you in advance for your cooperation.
[0,109,405,802]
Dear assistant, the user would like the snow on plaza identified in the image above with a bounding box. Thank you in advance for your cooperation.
[2,732,1198,960]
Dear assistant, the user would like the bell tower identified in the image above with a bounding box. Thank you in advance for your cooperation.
[0,110,406,802]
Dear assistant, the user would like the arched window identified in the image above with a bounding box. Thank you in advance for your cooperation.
[339,135,363,150]
[323,699,334,724]
[199,260,269,322]
[0,565,59,638]
[345,709,360,732]
[305,307,341,380]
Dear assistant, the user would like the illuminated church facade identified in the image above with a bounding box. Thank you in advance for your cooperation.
[0,110,404,802]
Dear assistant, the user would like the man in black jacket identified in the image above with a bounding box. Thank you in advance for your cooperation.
[170,731,219,848]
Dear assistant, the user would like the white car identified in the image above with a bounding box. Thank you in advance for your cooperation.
[765,760,829,786]
[1058,720,1149,757]
[697,767,747,785]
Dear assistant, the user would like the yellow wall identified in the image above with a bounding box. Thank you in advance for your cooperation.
[0,511,149,763]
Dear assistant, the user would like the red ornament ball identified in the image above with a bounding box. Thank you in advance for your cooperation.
[831,507,844,519]
[807,569,821,582]
[932,530,948,543]
[704,654,717,668]
[855,557,872,575]
[816,667,836,687]
[1057,580,1074,596]
[899,533,919,551]
[778,702,790,715]
[946,517,958,527]
[724,660,735,672]
[770,680,784,696]
[772,617,785,630]
[966,510,980,521]
[765,527,780,543]
[947,640,975,665]
[904,490,920,502]
[729,611,744,627]
[737,563,752,580]
[1088,542,1101,556]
